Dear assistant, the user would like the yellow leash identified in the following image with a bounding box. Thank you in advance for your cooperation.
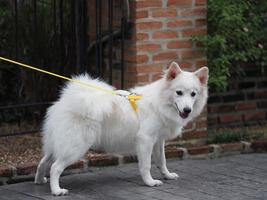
[0,56,142,112]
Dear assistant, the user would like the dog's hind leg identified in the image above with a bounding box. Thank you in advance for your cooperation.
[50,159,70,196]
[49,143,91,196]
[34,154,52,184]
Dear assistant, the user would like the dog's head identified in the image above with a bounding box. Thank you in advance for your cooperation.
[161,62,209,122]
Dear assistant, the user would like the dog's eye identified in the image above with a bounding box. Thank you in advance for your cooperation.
[191,92,196,97]
[176,91,183,96]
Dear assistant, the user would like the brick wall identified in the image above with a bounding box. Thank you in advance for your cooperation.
[208,64,267,129]
[125,0,207,146]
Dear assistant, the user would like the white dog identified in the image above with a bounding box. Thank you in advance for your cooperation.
[34,62,209,195]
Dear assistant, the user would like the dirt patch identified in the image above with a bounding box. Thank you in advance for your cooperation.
[0,134,42,167]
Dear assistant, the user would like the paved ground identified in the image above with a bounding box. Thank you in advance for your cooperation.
[0,153,267,200]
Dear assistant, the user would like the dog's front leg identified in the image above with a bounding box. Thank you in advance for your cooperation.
[136,136,163,187]
[153,140,179,180]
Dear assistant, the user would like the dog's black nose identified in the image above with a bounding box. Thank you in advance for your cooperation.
[183,107,191,114]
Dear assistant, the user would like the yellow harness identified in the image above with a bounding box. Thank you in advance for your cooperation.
[0,56,142,112]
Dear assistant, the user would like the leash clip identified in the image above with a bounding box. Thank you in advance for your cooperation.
[127,93,142,112]
[115,90,142,112]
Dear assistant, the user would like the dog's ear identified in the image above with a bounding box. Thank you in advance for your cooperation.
[194,67,209,85]
[166,62,182,81]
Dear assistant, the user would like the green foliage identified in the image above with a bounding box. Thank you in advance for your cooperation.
[191,0,267,91]
[208,127,266,144]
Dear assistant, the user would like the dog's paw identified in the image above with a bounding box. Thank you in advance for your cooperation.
[164,172,179,180]
[52,188,69,196]
[34,177,48,185]
[145,179,163,187]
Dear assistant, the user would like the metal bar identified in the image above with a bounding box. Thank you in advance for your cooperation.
[53,0,57,39]
[0,102,51,110]
[95,0,100,76]
[33,0,37,63]
[86,0,90,73]
[14,0,18,58]
[121,0,125,89]
[71,0,76,73]
[108,0,113,85]
[82,0,88,73]
[0,130,40,138]
[75,0,81,72]
[33,0,37,32]
[59,0,64,74]
[99,0,102,77]
[75,0,87,73]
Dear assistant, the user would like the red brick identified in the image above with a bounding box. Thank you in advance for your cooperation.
[221,143,243,152]
[134,10,149,19]
[208,116,219,125]
[125,54,149,63]
[66,161,84,170]
[196,120,207,128]
[165,147,184,159]
[236,102,257,111]
[167,19,192,27]
[255,91,267,98]
[136,55,149,63]
[218,105,235,112]
[188,145,213,155]
[195,18,207,27]
[244,111,266,121]
[180,8,207,16]
[153,52,178,61]
[168,0,192,7]
[183,130,208,140]
[152,73,163,81]
[251,140,267,152]
[178,61,193,68]
[152,8,177,17]
[136,74,149,82]
[152,31,177,39]
[17,163,37,175]
[208,106,218,113]
[135,0,162,8]
[136,21,163,30]
[219,114,242,123]
[0,165,13,177]
[167,40,192,49]
[128,64,164,73]
[128,74,149,82]
[136,44,161,52]
[184,122,194,129]
[196,59,207,66]
[195,0,207,5]
[136,33,149,41]
[182,28,207,37]
[88,154,118,166]
[179,50,203,59]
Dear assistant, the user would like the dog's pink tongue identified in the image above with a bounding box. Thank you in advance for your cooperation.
[180,112,189,119]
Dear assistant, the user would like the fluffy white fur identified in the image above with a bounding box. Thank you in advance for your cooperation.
[34,62,209,196]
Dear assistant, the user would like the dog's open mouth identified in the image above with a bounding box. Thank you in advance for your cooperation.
[179,111,189,119]
[174,103,189,119]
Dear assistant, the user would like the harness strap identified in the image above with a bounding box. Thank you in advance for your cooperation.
[0,56,142,112]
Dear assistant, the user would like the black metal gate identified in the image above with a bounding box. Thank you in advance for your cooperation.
[0,0,129,137]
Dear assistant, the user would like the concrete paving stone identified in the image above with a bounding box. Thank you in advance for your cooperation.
[1,153,267,200]
[0,188,39,200]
